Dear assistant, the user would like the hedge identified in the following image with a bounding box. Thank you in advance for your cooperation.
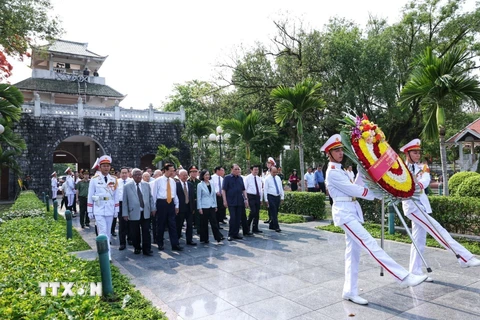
[457,176,480,198]
[0,192,166,319]
[358,195,480,235]
[0,190,46,220]
[448,171,479,196]
[278,191,326,219]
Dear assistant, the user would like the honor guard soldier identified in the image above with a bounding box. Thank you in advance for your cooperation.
[64,167,76,213]
[400,139,480,281]
[322,134,427,305]
[51,172,58,203]
[87,155,119,261]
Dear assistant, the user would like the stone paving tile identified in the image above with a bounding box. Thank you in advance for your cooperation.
[282,284,340,310]
[291,311,337,320]
[256,274,314,295]
[217,283,276,307]
[196,308,257,320]
[194,272,246,293]
[240,296,312,320]
[168,292,235,320]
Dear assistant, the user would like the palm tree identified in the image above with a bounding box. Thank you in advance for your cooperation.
[271,79,326,190]
[183,119,215,168]
[0,84,25,177]
[152,144,181,168]
[222,110,277,169]
[399,46,480,196]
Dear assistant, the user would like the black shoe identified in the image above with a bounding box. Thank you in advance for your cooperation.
[158,244,164,251]
[111,232,117,237]
[253,230,263,233]
[227,236,233,241]
[220,236,225,240]
[134,249,141,254]
[143,251,153,256]
[119,245,126,251]
[233,236,243,240]
[187,242,197,246]
[264,220,270,224]
[245,232,254,236]
[81,225,85,229]
[275,229,282,232]
[172,245,184,251]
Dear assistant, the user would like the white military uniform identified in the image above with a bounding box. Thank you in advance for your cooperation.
[401,140,474,274]
[51,174,58,200]
[87,170,119,260]
[326,162,410,297]
[322,134,410,299]
[64,170,75,208]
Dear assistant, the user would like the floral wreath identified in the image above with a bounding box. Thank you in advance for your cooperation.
[341,113,418,200]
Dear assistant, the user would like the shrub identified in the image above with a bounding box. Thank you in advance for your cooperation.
[1,191,47,220]
[457,175,480,198]
[448,171,479,196]
[280,191,326,219]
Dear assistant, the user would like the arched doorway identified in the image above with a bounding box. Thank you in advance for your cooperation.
[54,135,105,174]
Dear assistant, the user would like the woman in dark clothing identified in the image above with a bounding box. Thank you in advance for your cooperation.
[288,169,300,191]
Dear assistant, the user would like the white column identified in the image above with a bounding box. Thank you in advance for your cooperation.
[114,100,120,120]
[34,93,41,117]
[148,103,154,122]
[77,96,84,118]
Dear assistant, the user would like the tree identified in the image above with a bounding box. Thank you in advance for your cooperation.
[222,110,277,169]
[0,0,62,80]
[271,79,326,188]
[152,144,180,168]
[183,119,215,168]
[399,46,480,195]
[0,84,26,175]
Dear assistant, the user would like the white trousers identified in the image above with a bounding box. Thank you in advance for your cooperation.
[67,194,75,207]
[406,210,473,274]
[52,189,57,201]
[96,215,113,260]
[341,220,409,296]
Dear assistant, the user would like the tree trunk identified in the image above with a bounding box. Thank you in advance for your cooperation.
[298,134,305,191]
[246,143,251,171]
[439,132,449,196]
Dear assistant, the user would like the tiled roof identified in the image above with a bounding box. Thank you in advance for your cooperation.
[14,78,124,98]
[38,40,106,58]
[446,117,480,143]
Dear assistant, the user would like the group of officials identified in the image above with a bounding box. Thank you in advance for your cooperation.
[64,155,286,261]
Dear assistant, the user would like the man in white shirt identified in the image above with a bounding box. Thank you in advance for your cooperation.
[151,163,183,251]
[346,165,355,182]
[245,164,263,233]
[211,166,226,227]
[304,167,316,192]
[264,166,284,232]
[117,167,133,250]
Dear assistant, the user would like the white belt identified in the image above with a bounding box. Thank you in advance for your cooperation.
[334,196,356,202]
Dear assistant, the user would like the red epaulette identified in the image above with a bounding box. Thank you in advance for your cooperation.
[331,165,336,169]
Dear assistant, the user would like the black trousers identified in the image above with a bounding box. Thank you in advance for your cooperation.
[227,205,243,237]
[308,187,316,192]
[130,211,151,253]
[118,201,130,246]
[267,194,280,230]
[247,194,261,231]
[216,194,226,224]
[156,199,179,247]
[317,182,326,193]
[111,217,117,235]
[176,209,194,243]
[200,207,223,242]
[78,196,90,227]
[151,214,157,243]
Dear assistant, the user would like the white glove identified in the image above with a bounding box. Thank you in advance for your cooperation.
[88,212,94,220]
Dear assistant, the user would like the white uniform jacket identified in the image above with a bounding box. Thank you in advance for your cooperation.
[51,177,58,191]
[325,162,375,226]
[87,174,119,216]
[64,175,75,195]
[402,162,432,214]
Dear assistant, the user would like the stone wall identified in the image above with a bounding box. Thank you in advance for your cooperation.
[13,114,190,198]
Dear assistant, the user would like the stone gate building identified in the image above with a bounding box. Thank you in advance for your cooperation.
[2,40,188,200]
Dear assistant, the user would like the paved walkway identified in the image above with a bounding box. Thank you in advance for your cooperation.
[67,206,480,320]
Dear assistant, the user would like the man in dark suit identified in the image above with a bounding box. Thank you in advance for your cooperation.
[122,168,156,256]
[176,169,196,246]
